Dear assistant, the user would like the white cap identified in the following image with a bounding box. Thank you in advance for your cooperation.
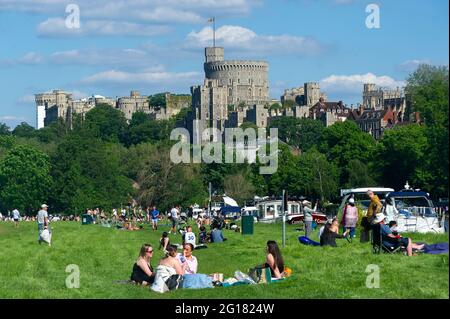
[41,204,48,208]
[348,198,355,204]
[302,200,311,206]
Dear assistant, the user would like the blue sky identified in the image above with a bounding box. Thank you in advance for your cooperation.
[0,0,448,128]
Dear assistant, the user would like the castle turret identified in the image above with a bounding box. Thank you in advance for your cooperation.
[205,47,224,63]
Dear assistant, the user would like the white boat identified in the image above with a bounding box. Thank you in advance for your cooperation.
[383,190,444,233]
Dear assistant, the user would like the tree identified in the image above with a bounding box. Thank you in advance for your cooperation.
[84,104,127,143]
[376,124,427,191]
[50,130,133,214]
[35,118,70,144]
[12,122,35,138]
[224,173,256,205]
[345,159,376,188]
[0,145,52,214]
[297,148,338,202]
[137,144,207,211]
[320,121,376,186]
[0,122,11,136]
[282,100,294,109]
[149,93,167,108]
[406,64,449,198]
[269,117,324,152]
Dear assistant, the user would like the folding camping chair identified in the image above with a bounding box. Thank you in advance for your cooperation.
[371,223,403,254]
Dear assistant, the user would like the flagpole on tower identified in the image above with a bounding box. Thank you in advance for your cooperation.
[213,17,216,47]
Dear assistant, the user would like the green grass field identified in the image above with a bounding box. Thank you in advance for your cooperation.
[0,220,448,299]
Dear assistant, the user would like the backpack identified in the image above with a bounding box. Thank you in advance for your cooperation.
[165,274,183,290]
[248,267,272,284]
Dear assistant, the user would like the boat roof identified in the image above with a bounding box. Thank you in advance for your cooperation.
[386,191,430,198]
[341,187,394,196]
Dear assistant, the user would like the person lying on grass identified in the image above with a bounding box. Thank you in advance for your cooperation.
[374,213,425,256]
[320,218,349,247]
[130,244,155,286]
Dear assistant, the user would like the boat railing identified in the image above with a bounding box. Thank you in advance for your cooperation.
[397,206,436,218]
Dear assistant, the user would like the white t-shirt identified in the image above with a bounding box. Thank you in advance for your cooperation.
[184,232,196,247]
[37,210,48,224]
[170,208,179,219]
[12,209,20,219]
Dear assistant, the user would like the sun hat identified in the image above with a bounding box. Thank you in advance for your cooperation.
[374,213,386,224]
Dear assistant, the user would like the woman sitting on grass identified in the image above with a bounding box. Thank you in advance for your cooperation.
[320,218,349,247]
[159,231,170,253]
[151,245,184,293]
[265,240,285,279]
[130,244,155,285]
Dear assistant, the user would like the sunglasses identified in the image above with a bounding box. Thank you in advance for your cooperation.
[146,250,153,253]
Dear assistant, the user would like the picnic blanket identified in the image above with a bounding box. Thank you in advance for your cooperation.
[423,242,449,254]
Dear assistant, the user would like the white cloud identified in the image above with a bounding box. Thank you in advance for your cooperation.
[397,59,431,72]
[17,52,44,64]
[0,115,27,121]
[320,73,405,95]
[1,0,260,21]
[80,69,202,86]
[37,18,171,37]
[17,94,36,104]
[185,25,325,56]
[50,48,157,66]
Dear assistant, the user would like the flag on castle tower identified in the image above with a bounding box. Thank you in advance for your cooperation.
[207,17,214,23]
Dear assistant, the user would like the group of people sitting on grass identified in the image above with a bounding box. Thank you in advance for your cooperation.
[130,239,288,292]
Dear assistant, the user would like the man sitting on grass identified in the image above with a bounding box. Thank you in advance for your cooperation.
[374,213,425,256]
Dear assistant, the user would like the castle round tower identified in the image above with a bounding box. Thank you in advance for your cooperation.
[203,47,269,107]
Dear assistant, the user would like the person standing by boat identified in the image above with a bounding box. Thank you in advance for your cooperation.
[302,200,314,238]
[342,198,358,238]
[360,190,382,243]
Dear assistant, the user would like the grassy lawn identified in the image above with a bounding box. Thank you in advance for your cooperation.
[0,220,448,299]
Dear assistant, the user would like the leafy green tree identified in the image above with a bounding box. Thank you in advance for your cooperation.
[84,104,127,143]
[345,159,376,188]
[0,122,11,136]
[35,118,70,144]
[149,93,167,108]
[12,122,35,138]
[376,124,427,191]
[406,64,449,198]
[282,100,294,109]
[50,130,133,214]
[136,144,207,211]
[269,117,324,151]
[224,172,256,205]
[297,148,338,202]
[0,145,52,214]
[320,121,376,185]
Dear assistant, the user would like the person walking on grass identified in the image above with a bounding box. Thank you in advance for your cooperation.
[170,205,179,234]
[151,206,160,231]
[12,208,21,228]
[37,204,49,245]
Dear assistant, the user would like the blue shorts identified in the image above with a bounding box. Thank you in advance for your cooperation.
[152,218,158,224]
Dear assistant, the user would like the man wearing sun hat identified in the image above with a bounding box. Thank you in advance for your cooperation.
[37,204,49,244]
[374,212,424,256]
